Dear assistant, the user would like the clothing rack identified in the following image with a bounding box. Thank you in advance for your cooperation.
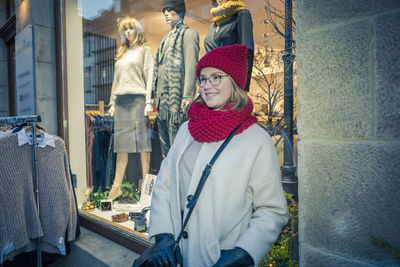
[85,100,109,114]
[0,115,42,267]
[0,115,41,125]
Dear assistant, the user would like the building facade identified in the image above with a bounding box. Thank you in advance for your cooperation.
[1,0,399,266]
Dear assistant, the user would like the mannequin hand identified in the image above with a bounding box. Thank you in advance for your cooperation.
[181,99,191,111]
[149,233,177,267]
[145,103,153,116]
[108,105,115,117]
[212,247,254,267]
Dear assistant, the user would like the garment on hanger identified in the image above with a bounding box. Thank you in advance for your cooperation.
[0,129,12,139]
[84,111,114,191]
[0,131,78,264]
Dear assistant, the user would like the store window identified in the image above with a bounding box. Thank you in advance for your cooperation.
[5,0,15,18]
[65,0,296,246]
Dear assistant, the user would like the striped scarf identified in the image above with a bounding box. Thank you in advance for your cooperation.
[152,24,188,124]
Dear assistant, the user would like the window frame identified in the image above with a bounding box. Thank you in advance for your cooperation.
[55,0,152,253]
[79,210,152,253]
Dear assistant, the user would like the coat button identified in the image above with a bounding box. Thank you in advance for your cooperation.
[186,195,194,202]
[186,195,194,208]
[182,231,188,239]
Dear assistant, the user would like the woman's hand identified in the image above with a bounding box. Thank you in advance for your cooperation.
[108,105,115,117]
[212,247,254,267]
[149,234,177,267]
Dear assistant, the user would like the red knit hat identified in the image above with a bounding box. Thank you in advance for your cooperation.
[196,44,248,90]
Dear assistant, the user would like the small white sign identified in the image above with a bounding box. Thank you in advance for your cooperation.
[140,174,157,206]
[15,24,36,115]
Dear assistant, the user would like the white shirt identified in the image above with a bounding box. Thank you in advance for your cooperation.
[17,130,56,148]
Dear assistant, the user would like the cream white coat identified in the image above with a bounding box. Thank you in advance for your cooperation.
[149,122,289,266]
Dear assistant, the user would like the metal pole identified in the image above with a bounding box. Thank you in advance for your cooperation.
[281,0,298,261]
[31,122,42,267]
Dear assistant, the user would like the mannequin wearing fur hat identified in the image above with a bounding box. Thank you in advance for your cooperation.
[204,0,255,92]
[107,17,154,200]
[147,45,288,266]
[147,0,199,159]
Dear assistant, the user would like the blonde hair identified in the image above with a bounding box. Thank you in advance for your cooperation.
[185,75,249,114]
[115,17,147,60]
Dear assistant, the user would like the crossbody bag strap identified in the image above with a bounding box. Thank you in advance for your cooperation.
[175,124,242,244]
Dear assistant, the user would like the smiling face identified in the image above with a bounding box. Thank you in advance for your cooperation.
[199,67,233,110]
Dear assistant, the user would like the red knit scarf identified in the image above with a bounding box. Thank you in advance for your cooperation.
[188,100,258,143]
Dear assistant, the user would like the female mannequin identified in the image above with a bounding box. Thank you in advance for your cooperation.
[204,0,254,92]
[108,17,154,200]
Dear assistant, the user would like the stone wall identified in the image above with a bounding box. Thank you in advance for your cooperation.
[0,0,9,116]
[296,0,400,266]
[16,0,57,133]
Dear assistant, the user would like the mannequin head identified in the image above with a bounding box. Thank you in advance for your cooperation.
[163,8,183,29]
[163,0,185,26]
[123,26,136,45]
[115,17,147,60]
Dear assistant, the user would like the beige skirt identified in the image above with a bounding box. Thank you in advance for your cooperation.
[113,94,151,153]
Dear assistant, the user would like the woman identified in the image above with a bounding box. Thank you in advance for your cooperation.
[107,17,154,200]
[148,45,288,266]
[204,0,254,92]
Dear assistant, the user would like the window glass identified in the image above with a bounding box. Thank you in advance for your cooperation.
[6,0,15,18]
[66,0,297,239]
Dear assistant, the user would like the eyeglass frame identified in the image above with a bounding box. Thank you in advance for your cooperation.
[197,73,229,87]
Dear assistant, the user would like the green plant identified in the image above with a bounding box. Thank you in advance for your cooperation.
[260,234,297,267]
[91,187,109,208]
[121,180,140,202]
[259,193,299,267]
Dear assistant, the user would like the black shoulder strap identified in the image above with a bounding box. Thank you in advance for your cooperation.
[175,124,241,244]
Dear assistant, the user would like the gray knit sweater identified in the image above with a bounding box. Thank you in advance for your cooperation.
[0,133,77,261]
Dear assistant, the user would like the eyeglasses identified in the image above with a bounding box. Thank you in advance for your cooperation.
[197,74,229,87]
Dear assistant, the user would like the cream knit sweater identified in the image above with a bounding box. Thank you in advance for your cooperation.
[0,133,77,262]
[109,46,154,106]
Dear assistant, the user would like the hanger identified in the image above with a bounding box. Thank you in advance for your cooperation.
[11,123,27,133]
[24,125,46,135]
[85,110,102,117]
[0,125,12,131]
[38,124,48,132]
[12,123,46,134]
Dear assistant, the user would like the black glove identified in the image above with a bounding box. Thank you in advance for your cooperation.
[212,247,254,267]
[148,233,177,267]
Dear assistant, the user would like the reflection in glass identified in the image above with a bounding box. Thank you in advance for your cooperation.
[72,0,296,239]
